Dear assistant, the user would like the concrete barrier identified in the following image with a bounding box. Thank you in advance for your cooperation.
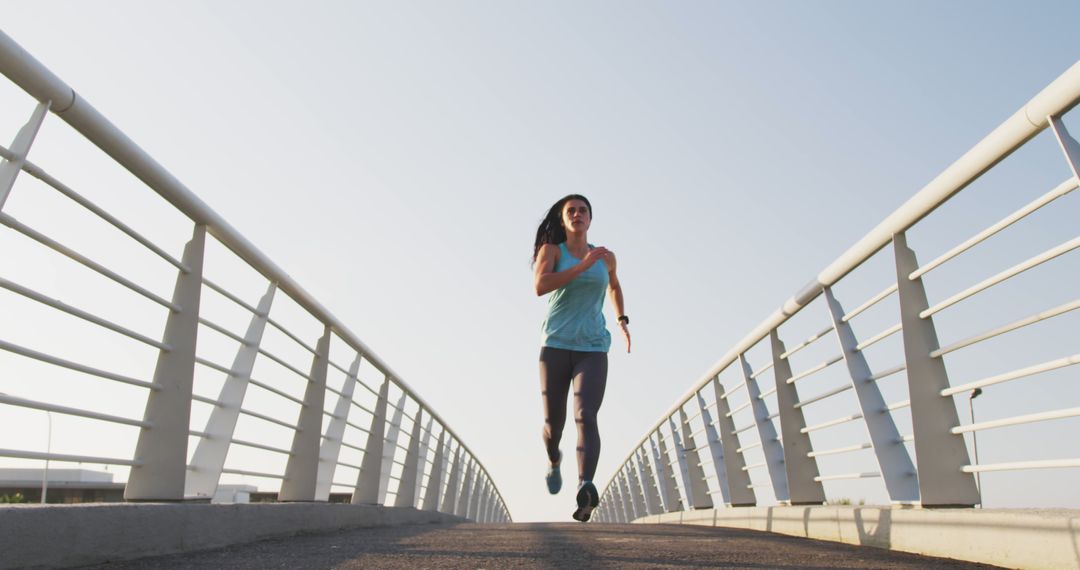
[635,506,1080,570]
[0,502,467,568]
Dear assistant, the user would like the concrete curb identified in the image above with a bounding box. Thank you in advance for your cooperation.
[634,506,1080,570]
[0,503,468,569]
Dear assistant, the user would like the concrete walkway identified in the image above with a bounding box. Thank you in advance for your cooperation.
[82,523,1001,569]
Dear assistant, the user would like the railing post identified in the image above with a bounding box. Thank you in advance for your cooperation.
[394,409,424,508]
[626,459,648,517]
[677,409,713,508]
[740,354,789,502]
[125,224,205,501]
[615,468,633,520]
[185,282,276,500]
[379,392,407,503]
[440,445,462,513]
[0,100,48,210]
[694,389,730,506]
[352,377,389,504]
[421,431,446,511]
[650,432,681,511]
[456,458,474,518]
[710,375,756,506]
[414,416,433,502]
[771,329,826,505]
[635,446,660,513]
[894,232,980,507]
[316,354,362,501]
[278,326,331,501]
[635,449,661,515]
[1049,115,1080,180]
[824,287,919,503]
[468,466,483,520]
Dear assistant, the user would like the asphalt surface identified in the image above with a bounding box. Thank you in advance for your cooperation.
[82,523,1002,569]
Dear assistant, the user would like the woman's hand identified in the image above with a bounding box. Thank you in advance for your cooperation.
[581,246,611,269]
[619,321,631,353]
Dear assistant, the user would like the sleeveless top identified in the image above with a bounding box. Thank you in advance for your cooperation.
[541,242,611,352]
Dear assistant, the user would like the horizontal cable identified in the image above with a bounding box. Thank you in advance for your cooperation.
[814,472,879,482]
[842,284,898,323]
[725,399,752,418]
[190,393,220,406]
[855,323,902,352]
[808,442,872,458]
[256,347,312,382]
[933,298,1080,358]
[202,278,263,316]
[720,381,745,400]
[801,413,863,434]
[910,177,1079,281]
[757,386,777,400]
[732,422,757,435]
[779,325,834,360]
[741,462,766,472]
[0,276,169,350]
[250,378,305,406]
[749,360,774,379]
[766,412,779,421]
[0,392,149,427]
[198,317,248,346]
[340,441,365,454]
[231,438,292,455]
[266,318,319,356]
[220,467,283,479]
[962,459,1080,473]
[331,480,355,488]
[239,407,299,431]
[0,338,155,389]
[922,236,1080,319]
[736,441,763,454]
[20,160,188,272]
[351,400,375,416]
[345,419,371,434]
[794,383,852,409]
[188,429,209,439]
[0,448,141,466]
[0,213,179,311]
[886,400,911,412]
[868,364,906,383]
[786,354,844,385]
[335,459,362,471]
[951,406,1080,434]
[194,356,232,376]
[942,353,1080,396]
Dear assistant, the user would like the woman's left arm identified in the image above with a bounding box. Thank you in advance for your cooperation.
[606,252,630,354]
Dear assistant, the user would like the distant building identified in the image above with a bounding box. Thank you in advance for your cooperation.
[0,468,124,503]
[0,469,260,504]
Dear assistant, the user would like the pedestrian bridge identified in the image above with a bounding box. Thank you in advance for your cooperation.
[1,30,1079,569]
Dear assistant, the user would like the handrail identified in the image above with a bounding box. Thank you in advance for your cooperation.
[605,59,1080,494]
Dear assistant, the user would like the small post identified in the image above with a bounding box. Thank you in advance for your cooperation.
[278,326,331,502]
[0,100,49,211]
[352,378,389,504]
[421,431,446,511]
[771,329,826,505]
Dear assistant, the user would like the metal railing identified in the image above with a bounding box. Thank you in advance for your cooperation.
[594,60,1080,522]
[0,30,509,522]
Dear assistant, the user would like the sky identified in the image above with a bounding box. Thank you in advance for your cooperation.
[1,1,1079,521]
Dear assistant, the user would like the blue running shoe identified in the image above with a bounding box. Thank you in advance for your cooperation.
[545,451,562,494]
[572,480,599,522]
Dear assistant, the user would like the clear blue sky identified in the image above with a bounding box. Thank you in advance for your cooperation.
[1,2,1078,521]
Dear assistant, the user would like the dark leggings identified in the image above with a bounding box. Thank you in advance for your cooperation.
[539,347,608,484]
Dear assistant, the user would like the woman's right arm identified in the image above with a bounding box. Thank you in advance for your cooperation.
[533,244,609,296]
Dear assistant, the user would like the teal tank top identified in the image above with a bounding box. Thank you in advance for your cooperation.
[541,242,611,352]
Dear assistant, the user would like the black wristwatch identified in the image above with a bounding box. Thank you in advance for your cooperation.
[617,315,630,325]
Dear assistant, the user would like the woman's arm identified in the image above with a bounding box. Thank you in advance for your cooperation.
[606,252,631,353]
[533,244,610,296]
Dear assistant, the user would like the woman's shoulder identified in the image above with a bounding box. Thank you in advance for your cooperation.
[538,242,562,260]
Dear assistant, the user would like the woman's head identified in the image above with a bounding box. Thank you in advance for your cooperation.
[533,194,593,263]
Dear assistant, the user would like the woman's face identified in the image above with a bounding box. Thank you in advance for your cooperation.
[561,199,591,234]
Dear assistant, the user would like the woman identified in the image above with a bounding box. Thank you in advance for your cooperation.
[532,194,630,522]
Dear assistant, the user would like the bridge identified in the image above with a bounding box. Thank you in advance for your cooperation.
[0,26,1079,570]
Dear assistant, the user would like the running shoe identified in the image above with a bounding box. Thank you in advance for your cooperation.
[545,451,562,494]
[572,480,599,522]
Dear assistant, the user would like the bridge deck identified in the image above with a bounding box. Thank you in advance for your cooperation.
[83,522,999,569]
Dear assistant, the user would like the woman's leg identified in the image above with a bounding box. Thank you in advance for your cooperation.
[572,351,608,483]
[539,347,573,465]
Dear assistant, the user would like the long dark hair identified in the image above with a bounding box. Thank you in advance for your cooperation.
[532,194,592,263]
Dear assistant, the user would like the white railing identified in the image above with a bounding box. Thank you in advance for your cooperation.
[0,30,509,522]
[594,59,1080,522]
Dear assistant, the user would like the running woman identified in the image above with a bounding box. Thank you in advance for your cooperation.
[532,194,630,522]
